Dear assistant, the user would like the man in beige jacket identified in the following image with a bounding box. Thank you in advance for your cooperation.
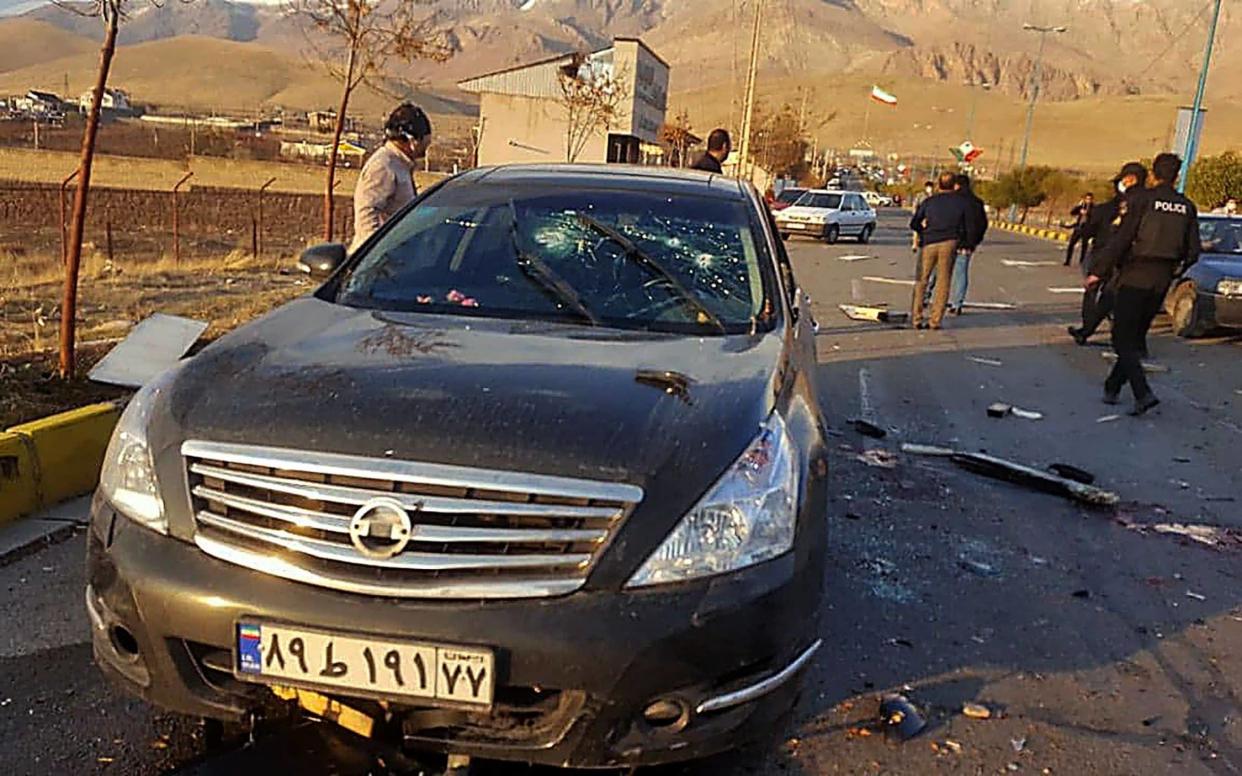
[349,103,433,252]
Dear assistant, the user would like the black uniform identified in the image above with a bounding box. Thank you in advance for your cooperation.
[1091,182,1200,406]
[690,153,723,174]
[1065,201,1096,266]
[1073,195,1123,341]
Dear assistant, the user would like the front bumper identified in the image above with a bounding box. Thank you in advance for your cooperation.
[775,221,827,237]
[1200,290,1242,328]
[86,497,824,768]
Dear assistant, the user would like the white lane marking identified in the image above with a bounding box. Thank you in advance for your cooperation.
[1048,287,1086,294]
[863,276,916,287]
[851,278,864,302]
[964,301,1017,310]
[1002,259,1059,267]
[858,367,876,422]
[838,254,875,262]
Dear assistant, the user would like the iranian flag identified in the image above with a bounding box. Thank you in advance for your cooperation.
[950,141,983,163]
[870,85,898,106]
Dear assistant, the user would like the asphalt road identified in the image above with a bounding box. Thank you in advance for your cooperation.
[2,212,1239,776]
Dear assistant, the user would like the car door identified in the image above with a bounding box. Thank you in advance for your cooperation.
[837,195,857,234]
[850,194,873,230]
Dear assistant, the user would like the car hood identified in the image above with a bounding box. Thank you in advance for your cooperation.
[164,298,784,491]
[780,206,832,218]
[1195,255,1242,278]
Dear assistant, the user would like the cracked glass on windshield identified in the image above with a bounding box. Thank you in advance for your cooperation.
[337,185,773,334]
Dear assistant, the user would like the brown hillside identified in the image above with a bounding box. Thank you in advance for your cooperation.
[0,18,96,75]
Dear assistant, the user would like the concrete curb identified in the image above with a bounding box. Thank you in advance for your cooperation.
[990,219,1070,244]
[0,402,121,526]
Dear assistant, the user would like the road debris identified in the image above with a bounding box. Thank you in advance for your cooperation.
[964,301,1018,310]
[1127,521,1241,550]
[88,313,209,388]
[960,559,1001,577]
[1096,414,1122,423]
[857,449,899,468]
[1072,589,1091,599]
[903,442,1119,505]
[1002,259,1059,267]
[900,442,955,456]
[988,402,1013,418]
[838,254,876,262]
[968,356,1004,366]
[838,304,908,324]
[851,419,888,439]
[1011,737,1027,753]
[1048,463,1096,485]
[863,275,916,287]
[1186,590,1207,601]
[962,702,992,719]
[880,694,927,739]
[943,740,963,754]
[1011,407,1044,420]
[1101,352,1170,372]
[1047,287,1086,294]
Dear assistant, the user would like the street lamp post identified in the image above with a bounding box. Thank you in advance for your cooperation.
[1010,22,1067,221]
[1180,0,1223,194]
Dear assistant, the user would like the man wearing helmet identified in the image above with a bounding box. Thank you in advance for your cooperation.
[350,103,433,252]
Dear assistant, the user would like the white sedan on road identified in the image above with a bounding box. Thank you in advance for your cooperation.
[775,189,877,244]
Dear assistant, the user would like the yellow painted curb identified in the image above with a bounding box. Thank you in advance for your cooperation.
[3,402,121,525]
[0,432,39,526]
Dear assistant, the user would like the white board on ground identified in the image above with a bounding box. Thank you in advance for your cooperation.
[88,313,209,388]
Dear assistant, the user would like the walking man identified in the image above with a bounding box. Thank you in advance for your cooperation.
[691,129,731,174]
[1086,153,1200,416]
[1064,192,1096,266]
[351,103,432,252]
[947,173,988,315]
[910,171,968,329]
[1069,162,1146,345]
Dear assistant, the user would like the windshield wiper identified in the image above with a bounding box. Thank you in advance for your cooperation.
[508,204,600,326]
[574,213,726,333]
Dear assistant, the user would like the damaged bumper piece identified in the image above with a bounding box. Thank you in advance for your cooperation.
[86,497,823,769]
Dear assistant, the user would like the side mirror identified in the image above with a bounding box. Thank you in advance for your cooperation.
[297,243,347,279]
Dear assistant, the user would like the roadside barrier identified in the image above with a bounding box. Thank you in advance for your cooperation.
[0,402,121,525]
[990,219,1070,244]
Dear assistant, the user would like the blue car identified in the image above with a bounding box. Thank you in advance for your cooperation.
[1166,214,1242,337]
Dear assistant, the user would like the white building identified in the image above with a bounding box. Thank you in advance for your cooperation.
[78,87,131,112]
[458,38,669,166]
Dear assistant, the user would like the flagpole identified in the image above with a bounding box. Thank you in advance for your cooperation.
[862,94,872,145]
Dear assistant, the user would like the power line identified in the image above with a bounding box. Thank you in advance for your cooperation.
[1131,0,1217,84]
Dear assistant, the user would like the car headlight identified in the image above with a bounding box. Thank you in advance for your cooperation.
[1217,278,1242,296]
[98,371,174,534]
[627,413,799,587]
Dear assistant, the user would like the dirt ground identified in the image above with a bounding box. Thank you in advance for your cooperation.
[0,252,309,427]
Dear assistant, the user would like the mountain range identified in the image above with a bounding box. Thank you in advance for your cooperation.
[0,0,1236,172]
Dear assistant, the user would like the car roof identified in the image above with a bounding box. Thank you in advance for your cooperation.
[452,164,752,201]
[803,189,856,195]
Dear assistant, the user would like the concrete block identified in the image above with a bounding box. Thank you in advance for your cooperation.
[8,402,121,508]
[0,431,38,526]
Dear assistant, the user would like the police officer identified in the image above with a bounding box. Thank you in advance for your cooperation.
[1068,161,1146,346]
[1086,153,1200,415]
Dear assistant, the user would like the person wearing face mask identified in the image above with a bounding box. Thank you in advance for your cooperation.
[350,103,433,252]
[1069,162,1146,346]
[1086,153,1200,416]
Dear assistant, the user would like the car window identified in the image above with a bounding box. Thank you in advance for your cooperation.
[799,193,842,209]
[1200,218,1242,254]
[840,197,854,211]
[338,184,776,335]
[852,195,868,210]
[777,188,805,204]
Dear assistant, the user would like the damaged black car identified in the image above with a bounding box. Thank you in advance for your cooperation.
[86,164,829,769]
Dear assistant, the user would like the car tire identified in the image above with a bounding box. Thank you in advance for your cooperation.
[823,225,839,244]
[1170,282,1208,338]
[858,224,874,244]
[780,233,790,241]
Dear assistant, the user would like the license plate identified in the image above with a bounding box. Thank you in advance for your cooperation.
[786,223,806,230]
[236,622,495,706]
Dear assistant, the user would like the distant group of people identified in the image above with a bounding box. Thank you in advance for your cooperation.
[907,172,988,328]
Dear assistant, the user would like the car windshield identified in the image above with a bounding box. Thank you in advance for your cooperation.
[794,192,842,210]
[1200,217,1242,254]
[777,188,805,204]
[337,184,773,335]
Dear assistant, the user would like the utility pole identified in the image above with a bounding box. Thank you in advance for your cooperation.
[1011,22,1067,220]
[1180,0,1222,194]
[736,0,764,181]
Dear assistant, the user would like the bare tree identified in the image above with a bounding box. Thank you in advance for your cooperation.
[659,109,697,168]
[286,0,450,241]
[557,54,622,164]
[57,0,166,378]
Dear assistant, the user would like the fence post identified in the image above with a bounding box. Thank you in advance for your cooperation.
[251,217,258,258]
[59,169,79,266]
[105,220,113,265]
[172,171,193,264]
[257,177,275,258]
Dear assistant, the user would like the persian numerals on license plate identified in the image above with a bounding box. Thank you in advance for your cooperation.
[237,622,495,706]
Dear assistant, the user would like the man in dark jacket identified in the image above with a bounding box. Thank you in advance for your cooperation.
[690,129,731,174]
[910,171,969,329]
[1064,192,1096,266]
[1087,153,1200,416]
[1068,162,1146,345]
[947,173,988,314]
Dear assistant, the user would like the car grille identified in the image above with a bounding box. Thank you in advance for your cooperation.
[182,440,643,599]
